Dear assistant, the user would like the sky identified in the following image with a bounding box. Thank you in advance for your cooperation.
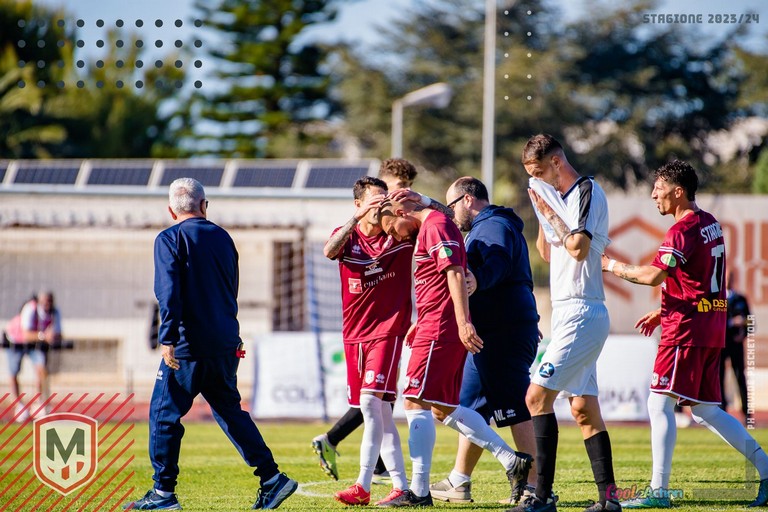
[29,0,768,96]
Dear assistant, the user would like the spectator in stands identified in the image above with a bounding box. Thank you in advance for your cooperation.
[125,177,297,510]
[4,291,62,421]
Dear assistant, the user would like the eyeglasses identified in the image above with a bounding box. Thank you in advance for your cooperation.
[447,195,463,210]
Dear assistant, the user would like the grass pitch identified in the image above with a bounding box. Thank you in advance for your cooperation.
[2,419,766,510]
[142,420,766,511]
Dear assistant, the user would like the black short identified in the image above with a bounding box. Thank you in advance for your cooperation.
[459,323,538,427]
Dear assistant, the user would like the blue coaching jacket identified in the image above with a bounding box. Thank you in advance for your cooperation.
[465,205,539,330]
[154,217,241,359]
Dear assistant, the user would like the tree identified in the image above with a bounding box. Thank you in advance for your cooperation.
[0,0,70,158]
[334,0,768,200]
[186,0,346,158]
[0,0,187,158]
[753,148,768,194]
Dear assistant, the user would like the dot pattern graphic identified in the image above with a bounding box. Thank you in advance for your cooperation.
[502,8,535,102]
[15,18,205,89]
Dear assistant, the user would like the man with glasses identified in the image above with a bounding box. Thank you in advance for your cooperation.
[430,177,540,505]
[125,177,297,510]
[377,198,532,507]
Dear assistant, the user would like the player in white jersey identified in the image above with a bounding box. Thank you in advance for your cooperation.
[508,134,619,512]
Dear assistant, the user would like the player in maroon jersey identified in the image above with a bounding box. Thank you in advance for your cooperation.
[376,199,532,507]
[325,176,413,506]
[602,160,768,508]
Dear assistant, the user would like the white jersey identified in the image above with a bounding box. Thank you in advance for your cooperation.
[549,176,610,303]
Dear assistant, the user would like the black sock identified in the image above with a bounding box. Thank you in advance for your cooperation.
[584,431,616,505]
[327,407,365,446]
[533,413,558,503]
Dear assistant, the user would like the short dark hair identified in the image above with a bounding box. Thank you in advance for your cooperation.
[353,176,387,200]
[522,133,564,165]
[654,160,698,200]
[378,158,418,187]
[452,177,488,201]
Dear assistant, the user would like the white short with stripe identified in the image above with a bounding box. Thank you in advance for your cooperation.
[531,299,610,397]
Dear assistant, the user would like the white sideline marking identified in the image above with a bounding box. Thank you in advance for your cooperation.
[296,479,354,498]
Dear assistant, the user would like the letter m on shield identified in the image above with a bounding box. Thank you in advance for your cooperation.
[34,413,98,495]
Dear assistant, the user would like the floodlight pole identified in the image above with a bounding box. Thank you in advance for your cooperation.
[481,0,497,201]
[392,99,405,158]
[391,82,453,158]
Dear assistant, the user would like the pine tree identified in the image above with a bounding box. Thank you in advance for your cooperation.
[187,0,343,157]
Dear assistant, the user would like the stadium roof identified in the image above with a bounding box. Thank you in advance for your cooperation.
[0,158,379,198]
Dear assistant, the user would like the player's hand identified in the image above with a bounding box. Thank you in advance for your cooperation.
[386,188,421,204]
[538,328,544,340]
[634,309,662,337]
[528,188,554,217]
[465,270,478,296]
[404,323,417,346]
[458,321,483,354]
[162,344,180,370]
[353,193,386,221]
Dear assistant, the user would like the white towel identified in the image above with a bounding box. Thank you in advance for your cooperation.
[528,177,574,246]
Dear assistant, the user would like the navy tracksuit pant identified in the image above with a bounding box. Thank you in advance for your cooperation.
[149,355,279,492]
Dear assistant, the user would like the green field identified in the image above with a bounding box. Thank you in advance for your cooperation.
[2,420,766,511]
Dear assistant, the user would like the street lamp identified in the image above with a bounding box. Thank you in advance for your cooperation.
[391,82,453,157]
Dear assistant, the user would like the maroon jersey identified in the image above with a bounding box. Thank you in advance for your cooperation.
[413,212,468,345]
[651,210,726,348]
[334,225,414,343]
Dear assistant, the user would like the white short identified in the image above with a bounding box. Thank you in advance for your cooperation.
[531,300,610,397]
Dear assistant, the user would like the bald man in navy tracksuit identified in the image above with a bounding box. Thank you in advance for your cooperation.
[124,178,297,511]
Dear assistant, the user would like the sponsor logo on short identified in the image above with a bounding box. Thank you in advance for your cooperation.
[375,373,385,384]
[408,377,420,388]
[364,262,383,276]
[347,385,352,400]
[659,376,670,386]
[660,253,677,267]
[364,370,375,384]
[697,297,727,313]
[538,362,555,378]
[156,370,163,380]
[438,246,453,259]
[33,413,98,495]
[349,278,362,294]
[493,409,516,422]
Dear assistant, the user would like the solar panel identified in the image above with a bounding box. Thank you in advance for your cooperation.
[233,166,296,188]
[305,166,369,189]
[88,165,153,186]
[160,165,224,187]
[14,164,80,185]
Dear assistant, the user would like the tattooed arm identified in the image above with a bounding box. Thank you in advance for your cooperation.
[601,254,667,286]
[387,188,454,218]
[323,192,386,259]
[528,188,591,261]
[323,216,358,260]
